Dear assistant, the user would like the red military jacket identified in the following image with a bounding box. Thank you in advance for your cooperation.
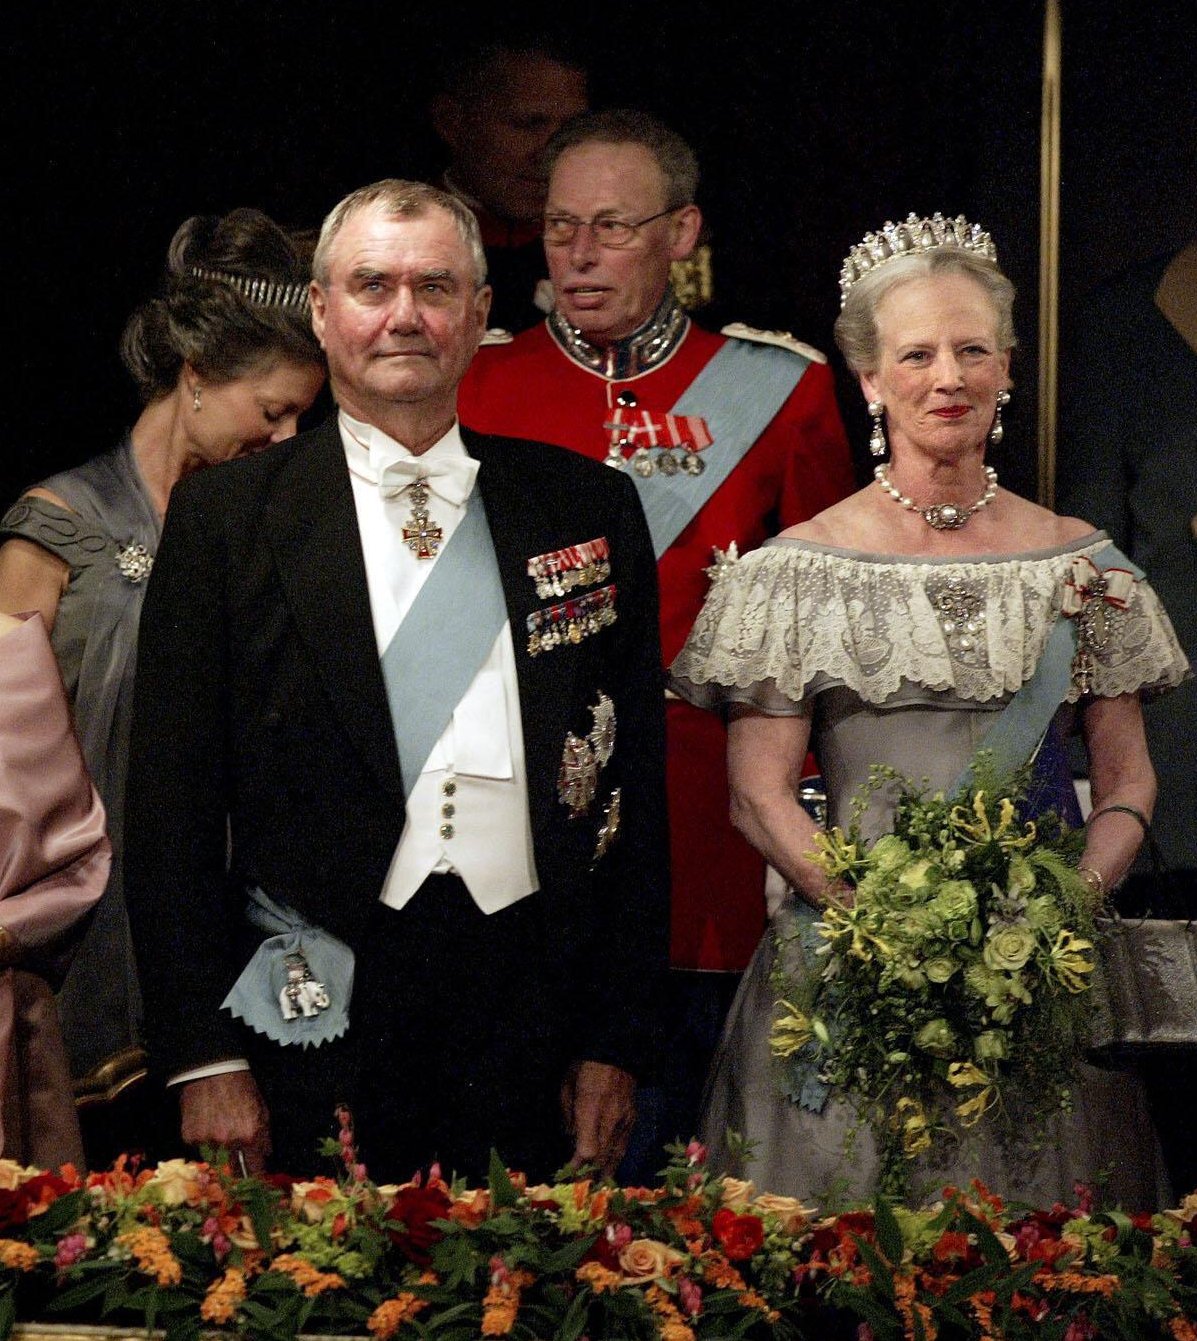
[459,313,855,970]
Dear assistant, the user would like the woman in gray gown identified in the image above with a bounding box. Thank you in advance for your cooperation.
[0,209,324,1165]
[670,214,1190,1208]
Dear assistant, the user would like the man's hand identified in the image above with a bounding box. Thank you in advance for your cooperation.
[178,1072,272,1175]
[560,1061,636,1178]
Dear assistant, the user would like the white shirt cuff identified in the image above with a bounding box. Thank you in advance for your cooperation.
[168,1058,251,1086]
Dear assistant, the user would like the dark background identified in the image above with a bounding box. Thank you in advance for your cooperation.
[7,0,1196,509]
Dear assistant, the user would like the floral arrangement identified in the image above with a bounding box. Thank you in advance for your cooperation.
[0,1138,1195,1341]
[771,759,1102,1196]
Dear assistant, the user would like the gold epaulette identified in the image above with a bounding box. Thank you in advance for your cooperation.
[719,322,827,364]
[481,327,514,346]
[672,244,714,310]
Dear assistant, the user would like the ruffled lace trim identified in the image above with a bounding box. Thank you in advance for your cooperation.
[670,534,1191,711]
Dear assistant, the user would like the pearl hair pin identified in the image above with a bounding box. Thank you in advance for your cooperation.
[875,463,998,530]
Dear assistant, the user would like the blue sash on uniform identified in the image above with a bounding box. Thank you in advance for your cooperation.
[635,339,810,557]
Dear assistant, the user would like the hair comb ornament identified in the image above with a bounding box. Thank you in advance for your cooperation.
[190,266,311,313]
[838,212,997,308]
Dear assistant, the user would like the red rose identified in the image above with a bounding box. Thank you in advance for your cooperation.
[385,1185,452,1266]
[0,1188,31,1231]
[580,1233,622,1272]
[0,1172,74,1230]
[711,1207,764,1261]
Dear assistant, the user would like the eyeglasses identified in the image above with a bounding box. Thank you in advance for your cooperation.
[541,208,678,249]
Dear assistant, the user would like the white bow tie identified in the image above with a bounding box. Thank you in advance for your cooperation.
[377,455,479,507]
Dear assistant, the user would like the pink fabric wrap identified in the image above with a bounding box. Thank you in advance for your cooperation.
[0,614,109,1165]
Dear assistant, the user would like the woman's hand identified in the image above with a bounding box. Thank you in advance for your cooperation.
[727,707,835,909]
[1080,692,1157,896]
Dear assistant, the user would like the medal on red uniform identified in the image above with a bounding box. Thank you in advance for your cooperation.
[602,403,713,476]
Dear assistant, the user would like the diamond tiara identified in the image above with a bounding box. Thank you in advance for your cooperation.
[838,212,998,308]
[190,266,311,312]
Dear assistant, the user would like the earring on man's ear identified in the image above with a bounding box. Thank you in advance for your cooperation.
[868,400,887,458]
[989,388,1010,446]
[193,385,203,413]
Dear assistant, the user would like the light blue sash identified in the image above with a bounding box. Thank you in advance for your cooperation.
[380,488,508,798]
[953,542,1143,795]
[222,887,354,1048]
[636,340,810,557]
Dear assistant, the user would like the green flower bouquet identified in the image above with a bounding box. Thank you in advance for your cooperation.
[771,757,1102,1198]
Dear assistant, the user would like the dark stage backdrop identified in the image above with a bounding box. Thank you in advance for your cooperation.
[8,1,1195,510]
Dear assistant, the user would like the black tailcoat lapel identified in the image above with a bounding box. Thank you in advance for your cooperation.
[264,419,405,806]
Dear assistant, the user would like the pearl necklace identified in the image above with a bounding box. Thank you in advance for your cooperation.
[874,463,998,530]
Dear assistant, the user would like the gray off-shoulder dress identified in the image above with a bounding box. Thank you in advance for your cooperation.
[669,532,1191,1208]
[1,439,160,1101]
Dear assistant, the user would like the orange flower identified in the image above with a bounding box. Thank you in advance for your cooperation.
[481,1267,534,1336]
[576,1261,622,1293]
[367,1292,429,1338]
[270,1253,346,1297]
[1035,1270,1118,1297]
[56,1163,82,1188]
[660,1320,697,1341]
[117,1227,182,1288]
[1169,1316,1197,1341]
[448,1188,490,1227]
[643,1284,696,1341]
[699,1251,746,1292]
[481,1295,518,1337]
[86,1155,154,1201]
[737,1288,780,1322]
[0,1239,39,1271]
[968,1292,998,1341]
[200,1267,247,1324]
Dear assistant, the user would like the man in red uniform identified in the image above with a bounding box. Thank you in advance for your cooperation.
[458,109,854,1175]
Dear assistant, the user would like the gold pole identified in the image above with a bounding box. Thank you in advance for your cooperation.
[1037,0,1063,507]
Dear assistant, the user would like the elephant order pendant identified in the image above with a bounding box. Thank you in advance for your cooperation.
[279,950,330,1020]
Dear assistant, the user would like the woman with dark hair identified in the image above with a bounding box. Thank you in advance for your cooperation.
[0,207,324,1164]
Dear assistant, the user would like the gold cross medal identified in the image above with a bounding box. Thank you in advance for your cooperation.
[402,478,443,559]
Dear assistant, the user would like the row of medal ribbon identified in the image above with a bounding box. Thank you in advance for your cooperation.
[526,536,611,600]
[527,585,617,657]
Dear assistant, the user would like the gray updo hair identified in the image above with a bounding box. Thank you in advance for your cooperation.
[834,248,1017,376]
[120,207,323,404]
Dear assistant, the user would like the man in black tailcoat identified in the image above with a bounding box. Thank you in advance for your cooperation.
[125,180,668,1183]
